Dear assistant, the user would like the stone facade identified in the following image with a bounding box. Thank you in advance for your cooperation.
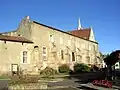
[0,16,103,75]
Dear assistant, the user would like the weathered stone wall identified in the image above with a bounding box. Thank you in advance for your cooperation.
[0,40,35,74]
[28,21,100,69]
[0,16,102,75]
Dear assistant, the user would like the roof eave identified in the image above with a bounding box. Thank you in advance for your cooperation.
[0,39,33,43]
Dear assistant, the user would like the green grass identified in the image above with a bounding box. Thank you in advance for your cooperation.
[0,75,9,79]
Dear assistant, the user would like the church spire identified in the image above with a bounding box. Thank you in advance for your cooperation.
[77,18,82,30]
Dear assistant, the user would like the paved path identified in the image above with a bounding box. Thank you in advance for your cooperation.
[48,79,80,87]
[48,74,120,90]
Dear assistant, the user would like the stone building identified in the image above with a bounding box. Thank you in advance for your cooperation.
[0,16,102,75]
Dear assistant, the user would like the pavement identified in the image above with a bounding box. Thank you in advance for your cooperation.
[0,79,9,90]
[48,72,120,90]
[48,79,120,90]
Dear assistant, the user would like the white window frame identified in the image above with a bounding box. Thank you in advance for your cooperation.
[20,46,30,64]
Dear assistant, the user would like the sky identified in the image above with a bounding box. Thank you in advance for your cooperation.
[0,0,120,54]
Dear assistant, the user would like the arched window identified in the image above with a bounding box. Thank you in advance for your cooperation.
[34,46,38,49]
[33,46,40,61]
[34,46,39,51]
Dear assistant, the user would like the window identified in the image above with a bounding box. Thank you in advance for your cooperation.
[43,47,47,55]
[77,55,82,62]
[49,34,54,42]
[34,46,39,52]
[34,46,40,61]
[75,41,79,47]
[61,50,64,59]
[89,46,91,50]
[93,45,95,51]
[60,37,63,44]
[11,64,18,75]
[86,56,90,64]
[42,47,47,60]
[81,44,85,49]
[77,41,80,47]
[76,48,80,52]
[68,53,71,62]
[94,58,97,64]
[72,52,75,61]
[34,46,39,49]
[23,51,27,63]
[68,40,71,46]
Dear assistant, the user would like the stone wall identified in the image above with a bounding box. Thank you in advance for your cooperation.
[0,16,102,75]
[9,83,48,90]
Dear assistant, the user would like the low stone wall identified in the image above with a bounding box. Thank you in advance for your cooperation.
[8,83,70,90]
[9,83,48,90]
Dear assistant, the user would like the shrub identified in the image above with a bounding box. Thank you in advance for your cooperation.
[58,64,70,73]
[40,67,58,77]
[91,65,100,72]
[9,75,39,85]
[74,63,90,73]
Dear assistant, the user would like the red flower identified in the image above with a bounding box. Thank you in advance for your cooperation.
[92,80,112,88]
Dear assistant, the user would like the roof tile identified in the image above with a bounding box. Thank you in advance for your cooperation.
[68,28,91,39]
[0,35,33,43]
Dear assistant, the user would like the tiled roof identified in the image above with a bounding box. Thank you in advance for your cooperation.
[0,35,33,43]
[68,28,91,39]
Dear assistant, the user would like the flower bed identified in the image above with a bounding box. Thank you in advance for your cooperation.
[92,80,112,88]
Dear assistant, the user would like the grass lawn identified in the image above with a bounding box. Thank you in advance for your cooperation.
[0,75,9,79]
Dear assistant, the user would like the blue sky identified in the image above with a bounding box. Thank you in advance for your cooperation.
[0,0,120,54]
